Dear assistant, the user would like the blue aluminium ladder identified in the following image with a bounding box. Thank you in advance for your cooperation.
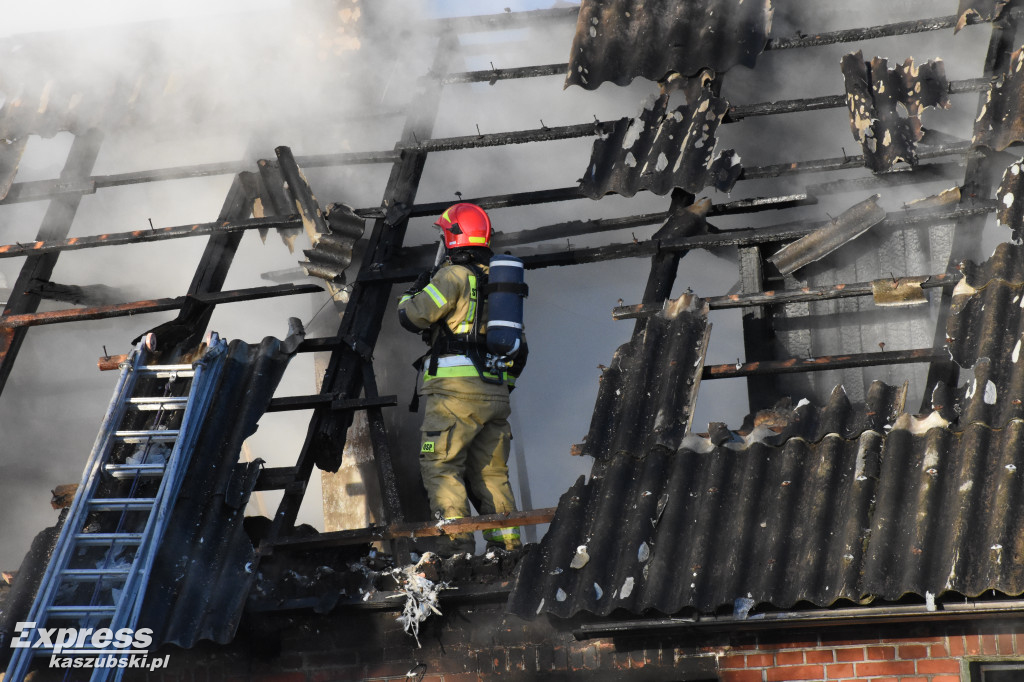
[5,333,228,682]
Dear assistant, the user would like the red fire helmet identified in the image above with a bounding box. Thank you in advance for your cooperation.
[434,203,492,249]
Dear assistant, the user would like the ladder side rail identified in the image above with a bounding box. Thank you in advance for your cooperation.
[5,347,148,682]
[97,340,229,681]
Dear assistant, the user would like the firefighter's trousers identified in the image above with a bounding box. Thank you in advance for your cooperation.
[419,392,521,553]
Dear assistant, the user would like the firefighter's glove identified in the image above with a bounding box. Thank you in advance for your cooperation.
[404,271,432,297]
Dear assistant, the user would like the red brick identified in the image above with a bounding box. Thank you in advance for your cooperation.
[998,633,1015,656]
[917,658,961,674]
[965,634,982,655]
[835,648,864,662]
[982,634,998,655]
[746,653,773,667]
[898,644,928,659]
[948,634,966,657]
[826,663,854,678]
[765,665,824,681]
[1016,633,1024,654]
[720,655,746,669]
[720,671,763,682]
[931,677,962,682]
[866,646,896,660]
[855,660,916,677]
[805,650,833,664]
[930,644,949,658]
[776,650,805,665]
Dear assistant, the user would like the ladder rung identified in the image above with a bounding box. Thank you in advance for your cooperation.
[61,568,131,580]
[73,533,144,546]
[87,498,156,511]
[114,429,180,442]
[46,605,117,617]
[128,396,189,410]
[137,365,195,378]
[104,463,167,479]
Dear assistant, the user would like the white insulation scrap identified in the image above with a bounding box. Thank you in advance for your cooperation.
[389,555,448,648]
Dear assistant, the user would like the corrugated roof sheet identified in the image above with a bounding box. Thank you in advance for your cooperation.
[841,52,950,173]
[137,323,304,647]
[945,242,1024,430]
[578,294,709,461]
[565,0,773,90]
[510,238,1024,620]
[974,47,1024,152]
[579,93,741,199]
[996,159,1024,239]
[509,399,1024,619]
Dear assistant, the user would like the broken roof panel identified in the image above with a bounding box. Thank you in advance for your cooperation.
[842,52,950,172]
[996,159,1024,238]
[138,324,304,647]
[578,294,709,461]
[945,242,1024,430]
[956,0,1010,32]
[579,93,741,199]
[509,396,1024,620]
[974,48,1024,152]
[767,194,887,275]
[565,0,774,90]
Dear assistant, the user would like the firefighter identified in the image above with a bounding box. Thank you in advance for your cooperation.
[397,203,525,555]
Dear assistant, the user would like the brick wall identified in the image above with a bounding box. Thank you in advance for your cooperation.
[89,605,1024,681]
[718,626,1024,682]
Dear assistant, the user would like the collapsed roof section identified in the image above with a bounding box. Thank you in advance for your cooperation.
[579,92,741,199]
[565,0,774,89]
[841,52,950,172]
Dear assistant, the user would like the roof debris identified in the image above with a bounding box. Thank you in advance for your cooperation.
[841,52,950,172]
[580,92,741,199]
[767,194,887,275]
[565,0,774,90]
[956,0,1011,32]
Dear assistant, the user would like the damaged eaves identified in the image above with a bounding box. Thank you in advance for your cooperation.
[565,0,773,89]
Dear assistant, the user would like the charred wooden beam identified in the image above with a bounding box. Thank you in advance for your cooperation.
[703,347,945,380]
[272,507,557,551]
[0,216,301,259]
[0,131,102,397]
[764,15,959,51]
[0,283,320,329]
[266,393,397,413]
[442,63,566,85]
[267,37,457,542]
[614,274,961,319]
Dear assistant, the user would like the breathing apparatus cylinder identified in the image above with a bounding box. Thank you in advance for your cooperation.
[486,255,528,358]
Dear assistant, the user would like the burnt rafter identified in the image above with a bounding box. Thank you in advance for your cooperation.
[957,0,1011,32]
[580,92,741,199]
[565,0,773,89]
[842,51,951,172]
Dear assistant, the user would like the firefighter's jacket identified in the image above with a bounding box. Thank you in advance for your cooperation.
[398,262,521,401]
